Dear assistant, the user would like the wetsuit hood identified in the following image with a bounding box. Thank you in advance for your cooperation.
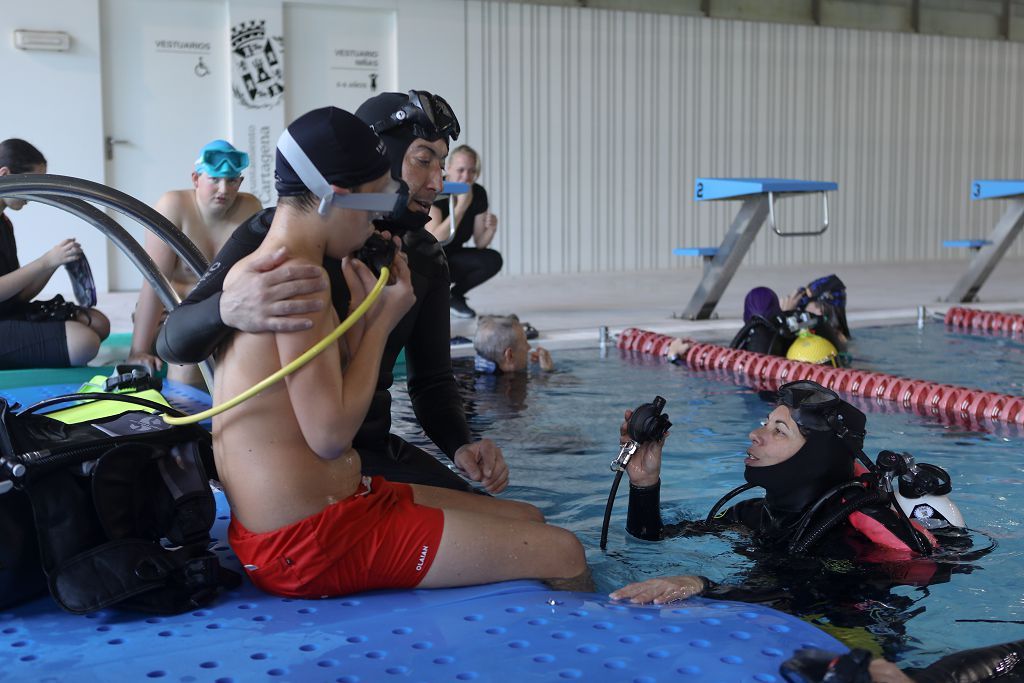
[744,430,855,519]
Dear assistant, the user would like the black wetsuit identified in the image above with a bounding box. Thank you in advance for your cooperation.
[156,208,477,492]
[729,314,793,356]
[0,213,71,369]
[626,480,980,659]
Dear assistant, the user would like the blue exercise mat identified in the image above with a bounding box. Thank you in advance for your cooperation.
[0,384,846,682]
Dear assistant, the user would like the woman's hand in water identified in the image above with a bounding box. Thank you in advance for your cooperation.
[610,575,706,604]
[622,408,666,488]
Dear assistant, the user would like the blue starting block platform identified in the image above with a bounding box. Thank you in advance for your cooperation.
[943,239,992,250]
[678,177,838,320]
[944,179,1024,303]
[694,178,838,202]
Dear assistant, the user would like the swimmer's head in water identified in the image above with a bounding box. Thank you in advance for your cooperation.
[356,90,460,180]
[194,139,249,178]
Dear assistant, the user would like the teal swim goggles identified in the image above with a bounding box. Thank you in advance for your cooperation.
[194,143,250,178]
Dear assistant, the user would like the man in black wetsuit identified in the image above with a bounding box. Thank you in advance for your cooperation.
[611,380,979,658]
[156,90,509,494]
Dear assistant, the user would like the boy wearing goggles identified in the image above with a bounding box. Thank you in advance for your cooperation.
[128,139,262,379]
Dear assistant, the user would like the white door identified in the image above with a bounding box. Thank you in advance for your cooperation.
[283,4,397,120]
[101,0,230,291]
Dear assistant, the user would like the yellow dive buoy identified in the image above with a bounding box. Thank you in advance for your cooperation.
[786,330,839,367]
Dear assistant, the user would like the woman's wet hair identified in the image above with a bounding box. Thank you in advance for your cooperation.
[0,139,46,174]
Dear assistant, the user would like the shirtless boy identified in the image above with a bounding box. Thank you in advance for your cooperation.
[128,139,262,379]
[216,107,588,598]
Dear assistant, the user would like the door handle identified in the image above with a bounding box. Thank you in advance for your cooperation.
[104,136,130,161]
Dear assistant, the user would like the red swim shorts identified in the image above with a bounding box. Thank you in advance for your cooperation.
[228,476,444,598]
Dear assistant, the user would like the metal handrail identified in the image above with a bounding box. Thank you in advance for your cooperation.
[768,191,831,237]
[0,174,209,276]
[0,174,215,387]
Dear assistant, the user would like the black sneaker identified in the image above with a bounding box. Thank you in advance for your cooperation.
[450,294,476,319]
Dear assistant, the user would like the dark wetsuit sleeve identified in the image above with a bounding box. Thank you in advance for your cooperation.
[906,639,1024,683]
[155,211,269,364]
[626,481,663,540]
[404,250,472,460]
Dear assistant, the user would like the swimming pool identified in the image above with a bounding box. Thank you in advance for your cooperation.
[393,321,1024,668]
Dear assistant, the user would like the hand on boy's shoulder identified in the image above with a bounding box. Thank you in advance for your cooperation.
[220,247,328,334]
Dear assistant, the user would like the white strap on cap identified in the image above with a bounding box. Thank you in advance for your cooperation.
[277,128,336,216]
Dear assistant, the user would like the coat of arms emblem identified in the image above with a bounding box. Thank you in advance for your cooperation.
[231,20,284,109]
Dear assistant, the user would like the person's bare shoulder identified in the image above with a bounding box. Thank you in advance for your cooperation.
[237,193,263,214]
[153,189,194,227]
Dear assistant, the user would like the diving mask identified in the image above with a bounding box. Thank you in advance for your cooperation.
[370,90,461,143]
[776,380,866,452]
[195,142,250,178]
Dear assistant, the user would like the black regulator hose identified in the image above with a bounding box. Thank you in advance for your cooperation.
[599,470,625,550]
[789,488,883,554]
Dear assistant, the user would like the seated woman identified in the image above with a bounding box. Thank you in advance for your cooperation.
[729,286,793,356]
[426,145,502,319]
[0,138,110,369]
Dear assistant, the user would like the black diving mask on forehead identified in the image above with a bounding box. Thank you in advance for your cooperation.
[371,90,461,143]
[776,380,841,434]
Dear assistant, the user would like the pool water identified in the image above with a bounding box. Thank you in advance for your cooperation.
[393,321,1024,668]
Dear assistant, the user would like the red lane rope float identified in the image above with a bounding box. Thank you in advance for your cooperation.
[945,307,1024,335]
[615,328,1024,427]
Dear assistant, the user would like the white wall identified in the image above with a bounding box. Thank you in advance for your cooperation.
[0,0,108,294]
[464,2,1024,275]
[4,0,1024,294]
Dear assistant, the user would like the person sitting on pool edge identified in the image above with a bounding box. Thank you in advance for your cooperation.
[0,138,110,369]
[473,314,553,374]
[127,138,261,382]
[156,90,511,496]
[217,107,589,600]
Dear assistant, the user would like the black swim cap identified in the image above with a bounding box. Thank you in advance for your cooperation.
[275,107,390,197]
[355,91,460,180]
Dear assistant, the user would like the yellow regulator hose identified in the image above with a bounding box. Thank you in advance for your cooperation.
[162,266,390,426]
